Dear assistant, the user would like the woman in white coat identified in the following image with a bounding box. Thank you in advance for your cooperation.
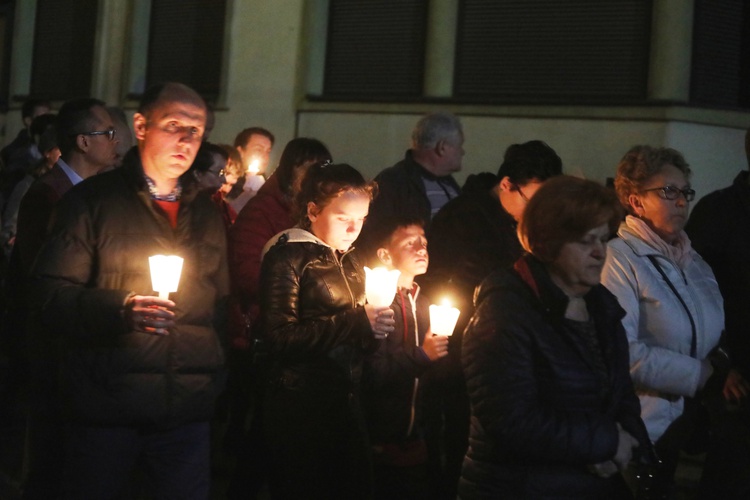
[601,145,749,495]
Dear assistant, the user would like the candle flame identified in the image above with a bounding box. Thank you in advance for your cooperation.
[247,158,260,174]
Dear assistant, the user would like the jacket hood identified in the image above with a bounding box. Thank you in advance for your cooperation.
[261,227,330,261]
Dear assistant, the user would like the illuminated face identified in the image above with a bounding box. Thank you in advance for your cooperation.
[547,223,609,297]
[308,190,370,252]
[134,99,206,187]
[498,177,544,222]
[629,164,690,245]
[378,224,428,285]
[237,133,272,175]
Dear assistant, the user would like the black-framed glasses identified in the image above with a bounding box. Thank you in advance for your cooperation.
[81,128,116,141]
[643,186,695,202]
[511,183,530,202]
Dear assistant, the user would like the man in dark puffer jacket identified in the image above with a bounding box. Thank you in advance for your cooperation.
[30,82,229,499]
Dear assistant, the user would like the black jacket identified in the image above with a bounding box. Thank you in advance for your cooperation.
[686,170,750,377]
[30,148,230,428]
[363,285,433,444]
[260,228,376,389]
[459,255,649,499]
[359,150,461,250]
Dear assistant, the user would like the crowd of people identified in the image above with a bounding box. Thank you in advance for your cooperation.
[0,82,749,499]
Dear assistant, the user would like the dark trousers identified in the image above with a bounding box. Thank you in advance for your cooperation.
[61,421,210,500]
[263,380,373,499]
[699,405,750,498]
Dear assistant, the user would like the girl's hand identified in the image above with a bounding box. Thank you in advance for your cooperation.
[365,304,395,340]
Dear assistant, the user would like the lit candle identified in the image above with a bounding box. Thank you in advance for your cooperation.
[364,266,401,308]
[148,255,184,299]
[247,158,260,174]
[429,299,461,336]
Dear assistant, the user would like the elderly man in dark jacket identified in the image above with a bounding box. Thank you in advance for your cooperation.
[30,82,229,498]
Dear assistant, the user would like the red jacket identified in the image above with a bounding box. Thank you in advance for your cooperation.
[227,173,294,349]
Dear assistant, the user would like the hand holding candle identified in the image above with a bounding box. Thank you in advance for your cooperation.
[127,254,184,336]
[429,299,461,336]
[422,333,449,360]
[125,295,175,336]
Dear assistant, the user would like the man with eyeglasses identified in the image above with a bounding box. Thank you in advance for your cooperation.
[417,140,562,499]
[28,82,229,498]
[5,96,119,498]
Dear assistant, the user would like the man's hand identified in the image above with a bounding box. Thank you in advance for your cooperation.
[723,369,750,402]
[124,295,176,336]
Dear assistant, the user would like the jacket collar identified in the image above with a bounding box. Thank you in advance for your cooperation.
[617,221,669,258]
[512,254,624,324]
[120,146,200,205]
[260,227,357,264]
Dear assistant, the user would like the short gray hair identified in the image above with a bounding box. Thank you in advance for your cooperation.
[411,112,463,149]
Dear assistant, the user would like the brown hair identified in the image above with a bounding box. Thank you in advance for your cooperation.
[614,145,691,214]
[518,176,623,262]
[294,162,378,230]
[217,143,243,177]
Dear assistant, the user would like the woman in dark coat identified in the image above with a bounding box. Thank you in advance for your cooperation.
[459,176,652,499]
[259,162,395,499]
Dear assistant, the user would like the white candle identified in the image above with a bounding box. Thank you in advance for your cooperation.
[149,255,184,299]
[429,299,461,336]
[247,158,260,174]
[364,266,400,308]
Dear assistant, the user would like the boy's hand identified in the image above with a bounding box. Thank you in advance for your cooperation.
[423,333,449,361]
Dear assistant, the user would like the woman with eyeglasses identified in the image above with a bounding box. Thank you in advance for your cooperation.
[601,145,749,495]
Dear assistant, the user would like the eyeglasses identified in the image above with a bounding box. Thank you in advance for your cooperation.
[512,183,530,202]
[643,186,695,202]
[80,128,116,142]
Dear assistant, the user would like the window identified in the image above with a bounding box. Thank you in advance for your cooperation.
[691,0,750,110]
[146,0,226,101]
[0,1,14,109]
[454,0,652,104]
[30,0,97,100]
[323,0,427,101]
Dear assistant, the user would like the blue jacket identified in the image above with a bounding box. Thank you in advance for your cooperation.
[460,255,649,499]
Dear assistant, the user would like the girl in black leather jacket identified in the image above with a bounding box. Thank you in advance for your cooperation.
[258,162,395,499]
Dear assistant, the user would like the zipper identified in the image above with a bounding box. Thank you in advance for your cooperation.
[334,248,356,307]
[332,247,356,384]
[405,287,420,437]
